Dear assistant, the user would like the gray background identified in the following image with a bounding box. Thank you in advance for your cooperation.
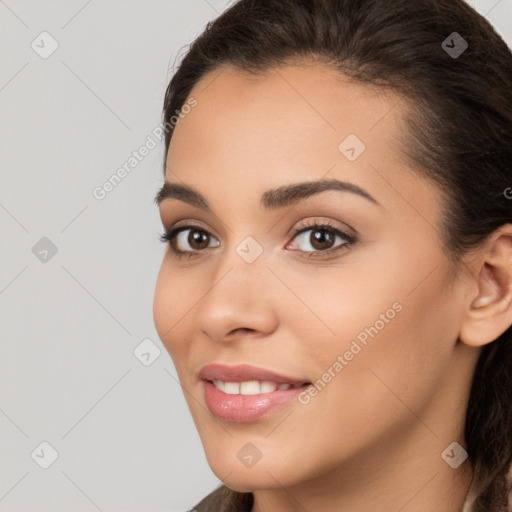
[0,1,511,511]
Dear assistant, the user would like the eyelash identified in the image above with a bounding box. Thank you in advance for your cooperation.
[159,220,357,260]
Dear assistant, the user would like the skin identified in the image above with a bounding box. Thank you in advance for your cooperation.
[153,61,512,512]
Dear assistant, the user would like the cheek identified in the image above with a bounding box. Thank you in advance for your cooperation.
[279,262,406,368]
[287,251,455,421]
[300,237,452,367]
[153,261,196,358]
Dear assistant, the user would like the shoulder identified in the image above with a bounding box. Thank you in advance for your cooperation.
[190,484,253,512]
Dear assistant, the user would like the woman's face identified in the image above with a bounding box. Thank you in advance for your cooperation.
[154,62,477,492]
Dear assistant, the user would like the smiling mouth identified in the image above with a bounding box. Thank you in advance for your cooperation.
[201,366,313,422]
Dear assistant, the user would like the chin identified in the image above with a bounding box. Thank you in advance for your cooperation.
[204,447,304,492]
[211,469,286,493]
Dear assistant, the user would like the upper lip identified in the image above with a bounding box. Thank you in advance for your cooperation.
[199,363,310,385]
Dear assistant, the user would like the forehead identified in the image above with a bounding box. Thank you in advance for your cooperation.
[166,62,408,183]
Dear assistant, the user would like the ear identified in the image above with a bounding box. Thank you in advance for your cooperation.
[459,224,512,347]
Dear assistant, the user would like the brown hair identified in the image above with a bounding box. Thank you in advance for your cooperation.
[161,1,512,510]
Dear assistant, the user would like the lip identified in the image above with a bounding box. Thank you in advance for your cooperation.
[199,363,309,385]
[199,363,311,423]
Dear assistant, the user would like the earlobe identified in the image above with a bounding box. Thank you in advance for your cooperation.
[459,226,512,347]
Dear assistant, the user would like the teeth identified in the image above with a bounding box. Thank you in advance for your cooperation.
[212,379,225,392]
[260,381,278,393]
[240,381,261,395]
[212,380,294,395]
[224,382,240,394]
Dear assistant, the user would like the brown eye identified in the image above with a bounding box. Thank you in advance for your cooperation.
[161,226,221,254]
[187,229,210,250]
[289,226,351,253]
[309,230,335,250]
[286,221,356,258]
[176,228,217,251]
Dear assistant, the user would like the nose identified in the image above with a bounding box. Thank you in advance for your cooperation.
[195,247,279,344]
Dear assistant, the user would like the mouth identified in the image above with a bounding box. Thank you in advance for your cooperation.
[199,363,312,422]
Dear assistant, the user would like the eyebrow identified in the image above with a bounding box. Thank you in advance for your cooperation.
[154,178,381,210]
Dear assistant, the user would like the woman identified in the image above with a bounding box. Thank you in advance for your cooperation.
[153,0,512,510]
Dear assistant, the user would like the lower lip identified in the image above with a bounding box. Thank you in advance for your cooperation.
[203,380,309,422]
